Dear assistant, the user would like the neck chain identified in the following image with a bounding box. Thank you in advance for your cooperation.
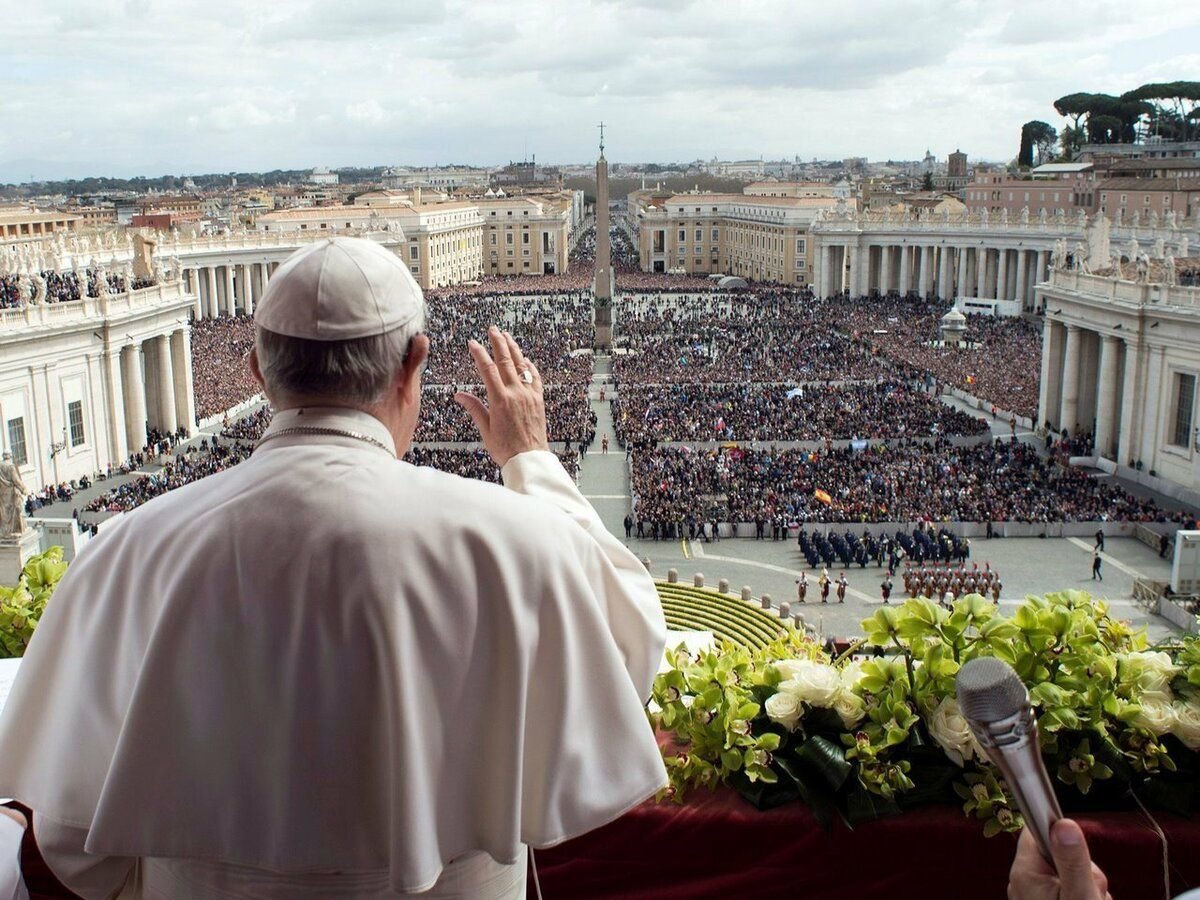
[255,425,396,458]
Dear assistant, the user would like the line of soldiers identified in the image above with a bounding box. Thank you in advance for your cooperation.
[902,561,1002,604]
[797,527,896,570]
[892,525,971,565]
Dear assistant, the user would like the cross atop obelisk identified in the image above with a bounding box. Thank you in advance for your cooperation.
[593,122,613,347]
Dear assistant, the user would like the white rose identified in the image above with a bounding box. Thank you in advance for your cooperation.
[1133,697,1177,736]
[1172,702,1200,750]
[1122,651,1180,696]
[765,690,803,731]
[832,688,866,729]
[774,659,812,682]
[839,660,867,692]
[778,661,842,708]
[926,698,980,767]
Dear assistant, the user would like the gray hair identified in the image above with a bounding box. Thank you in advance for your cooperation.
[255,314,425,406]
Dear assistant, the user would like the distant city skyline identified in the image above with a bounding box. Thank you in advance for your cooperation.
[2,0,1198,184]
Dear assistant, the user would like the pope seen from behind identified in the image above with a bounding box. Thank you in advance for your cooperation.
[0,237,669,899]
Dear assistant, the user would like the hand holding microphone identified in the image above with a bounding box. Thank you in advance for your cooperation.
[955,657,1110,900]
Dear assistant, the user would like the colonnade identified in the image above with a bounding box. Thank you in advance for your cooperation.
[183,261,279,320]
[107,327,197,460]
[1038,319,1140,464]
[817,243,1050,308]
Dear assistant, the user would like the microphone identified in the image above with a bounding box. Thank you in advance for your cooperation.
[956,657,1062,863]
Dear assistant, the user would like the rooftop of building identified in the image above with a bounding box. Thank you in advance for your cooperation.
[1095,177,1199,191]
[1031,162,1094,175]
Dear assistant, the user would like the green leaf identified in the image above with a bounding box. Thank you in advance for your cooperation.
[796,735,852,791]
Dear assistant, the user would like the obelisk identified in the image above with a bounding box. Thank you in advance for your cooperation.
[594,122,613,348]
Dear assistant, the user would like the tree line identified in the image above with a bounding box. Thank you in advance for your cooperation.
[1018,81,1200,166]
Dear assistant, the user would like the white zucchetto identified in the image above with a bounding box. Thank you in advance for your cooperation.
[254,237,424,341]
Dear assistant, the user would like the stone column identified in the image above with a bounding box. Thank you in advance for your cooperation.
[996,249,1008,302]
[171,329,197,436]
[1035,251,1049,288]
[205,267,220,319]
[1038,319,1058,428]
[898,245,910,296]
[817,245,829,297]
[956,247,968,299]
[879,245,892,295]
[1139,345,1165,468]
[971,248,984,297]
[237,264,252,315]
[937,247,951,300]
[1014,251,1028,308]
[1094,335,1120,459]
[915,245,927,297]
[103,349,129,463]
[154,334,177,434]
[121,342,148,453]
[1117,338,1141,465]
[1060,325,1082,434]
[252,263,265,306]
[847,245,860,297]
[223,265,236,316]
[187,268,203,319]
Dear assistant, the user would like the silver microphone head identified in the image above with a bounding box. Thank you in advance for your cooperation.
[956,656,1028,723]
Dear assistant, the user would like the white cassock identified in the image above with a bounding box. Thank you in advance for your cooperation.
[0,408,668,898]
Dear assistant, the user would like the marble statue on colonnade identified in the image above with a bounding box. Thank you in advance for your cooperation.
[0,452,27,538]
[1128,238,1141,263]
[1164,252,1177,286]
[1180,236,1190,258]
[1021,206,1030,224]
[132,232,157,281]
[1137,253,1151,282]
[1051,239,1068,271]
[1074,243,1090,273]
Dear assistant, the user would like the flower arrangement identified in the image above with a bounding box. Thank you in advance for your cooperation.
[0,548,68,658]
[650,590,1200,835]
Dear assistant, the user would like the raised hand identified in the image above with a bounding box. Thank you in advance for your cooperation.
[454,326,550,468]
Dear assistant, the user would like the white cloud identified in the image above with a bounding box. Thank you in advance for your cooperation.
[345,99,388,125]
[0,0,1197,180]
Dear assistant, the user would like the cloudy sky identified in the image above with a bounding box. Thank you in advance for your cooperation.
[2,0,1198,182]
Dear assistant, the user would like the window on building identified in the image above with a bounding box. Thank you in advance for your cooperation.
[409,245,419,260]
[712,228,719,241]
[68,401,84,447]
[522,232,530,245]
[6,418,26,466]
[506,233,513,245]
[695,229,702,241]
[796,238,806,254]
[1171,373,1196,448]
[490,233,497,245]
[678,229,686,241]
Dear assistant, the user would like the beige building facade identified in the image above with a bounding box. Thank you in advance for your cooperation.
[0,279,197,492]
[1037,268,1200,507]
[633,192,838,284]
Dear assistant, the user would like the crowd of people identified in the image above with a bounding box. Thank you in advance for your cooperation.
[190,315,260,419]
[627,437,1190,528]
[416,385,596,445]
[84,438,256,515]
[0,268,155,309]
[826,294,1044,419]
[613,380,987,444]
